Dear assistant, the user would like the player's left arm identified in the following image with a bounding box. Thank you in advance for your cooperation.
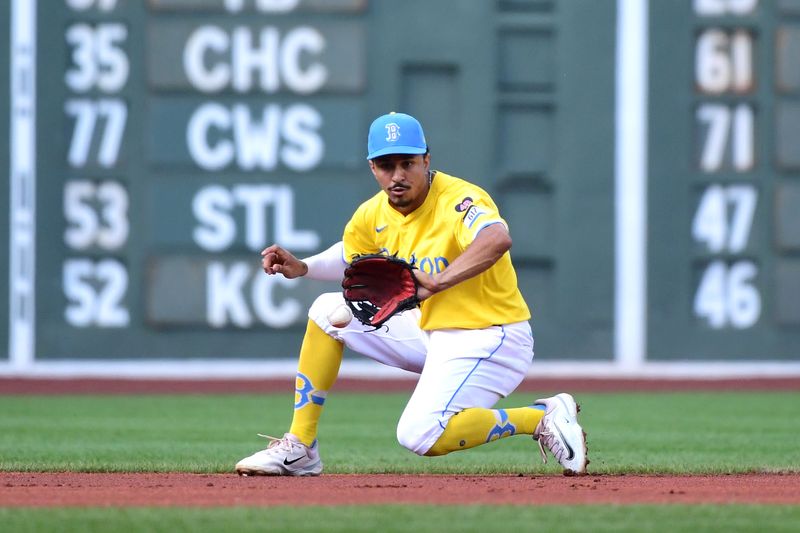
[414,222,511,300]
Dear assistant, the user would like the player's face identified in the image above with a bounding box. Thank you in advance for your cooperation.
[369,154,431,215]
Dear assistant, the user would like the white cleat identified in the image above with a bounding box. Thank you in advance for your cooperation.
[533,393,589,475]
[235,433,323,477]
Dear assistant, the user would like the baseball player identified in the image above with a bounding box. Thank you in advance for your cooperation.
[235,112,588,476]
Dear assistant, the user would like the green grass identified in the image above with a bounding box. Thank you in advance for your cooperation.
[0,505,798,533]
[1,391,797,532]
[0,391,798,474]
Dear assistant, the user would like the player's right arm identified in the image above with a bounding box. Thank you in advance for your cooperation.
[261,244,307,278]
[261,241,348,280]
[262,197,377,280]
[262,197,378,280]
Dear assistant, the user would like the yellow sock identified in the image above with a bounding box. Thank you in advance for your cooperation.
[425,406,546,456]
[288,320,343,446]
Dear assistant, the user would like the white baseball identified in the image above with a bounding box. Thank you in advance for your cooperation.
[327,304,353,328]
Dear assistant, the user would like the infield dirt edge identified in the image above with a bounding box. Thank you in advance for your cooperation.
[2,472,799,507]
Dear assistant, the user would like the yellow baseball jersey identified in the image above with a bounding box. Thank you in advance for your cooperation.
[343,171,530,330]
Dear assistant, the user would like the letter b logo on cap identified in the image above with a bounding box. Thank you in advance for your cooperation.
[384,123,400,142]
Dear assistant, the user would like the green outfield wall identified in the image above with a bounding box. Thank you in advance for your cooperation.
[2,0,798,367]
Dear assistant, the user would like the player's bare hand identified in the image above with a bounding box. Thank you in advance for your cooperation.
[261,245,308,279]
[413,270,440,301]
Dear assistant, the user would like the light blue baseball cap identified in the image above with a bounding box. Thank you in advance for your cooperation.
[367,112,427,160]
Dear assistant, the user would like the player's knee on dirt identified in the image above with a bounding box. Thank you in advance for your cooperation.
[396,409,447,456]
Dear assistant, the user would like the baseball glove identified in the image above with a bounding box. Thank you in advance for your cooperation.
[342,253,420,328]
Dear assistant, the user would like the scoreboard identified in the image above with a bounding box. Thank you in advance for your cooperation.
[4,0,618,362]
[3,0,798,367]
[649,0,800,360]
[17,0,373,359]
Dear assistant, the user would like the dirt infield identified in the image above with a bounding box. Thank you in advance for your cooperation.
[1,377,798,508]
[2,472,798,507]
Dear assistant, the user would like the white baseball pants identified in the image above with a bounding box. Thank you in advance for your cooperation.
[308,292,534,455]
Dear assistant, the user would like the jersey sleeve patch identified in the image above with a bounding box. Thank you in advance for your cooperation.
[463,204,487,229]
[455,196,474,212]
